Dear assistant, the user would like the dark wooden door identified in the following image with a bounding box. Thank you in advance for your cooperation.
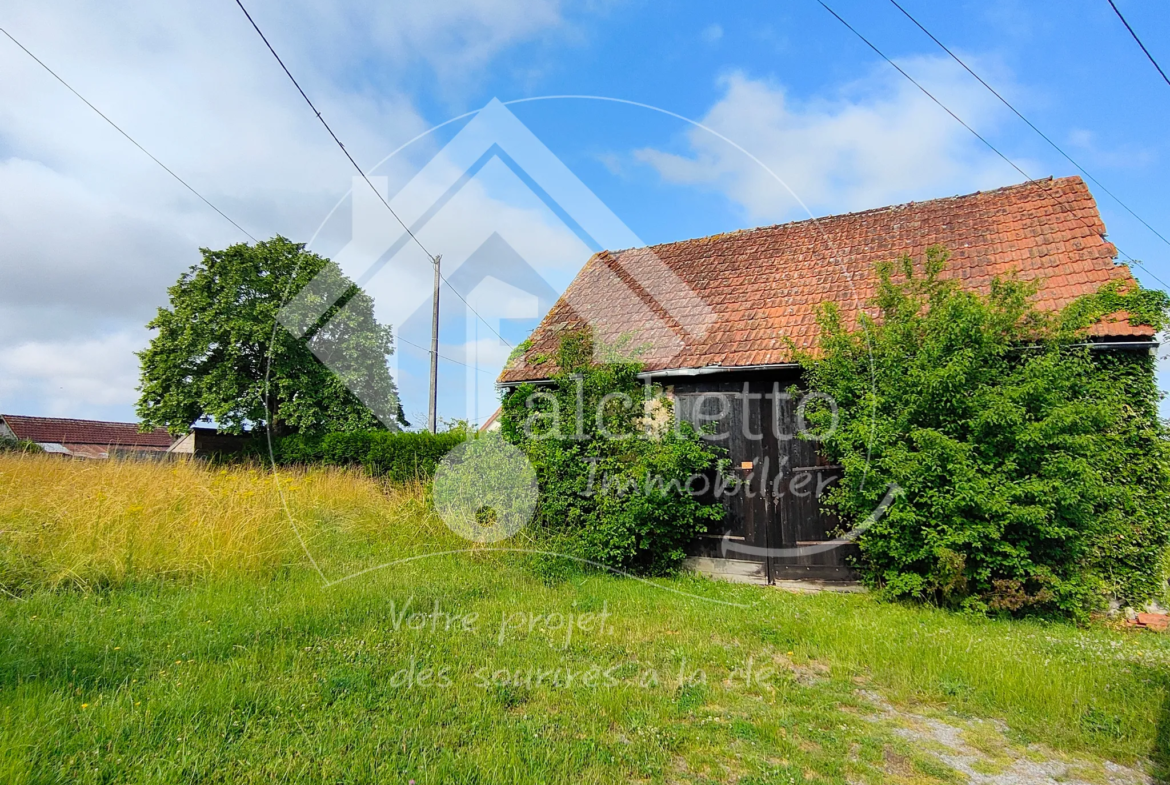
[674,383,771,566]
[674,375,859,582]
[767,385,858,581]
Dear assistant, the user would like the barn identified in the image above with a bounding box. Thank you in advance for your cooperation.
[497,177,1158,586]
[0,414,174,459]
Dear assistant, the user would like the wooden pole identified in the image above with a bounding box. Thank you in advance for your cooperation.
[428,254,441,434]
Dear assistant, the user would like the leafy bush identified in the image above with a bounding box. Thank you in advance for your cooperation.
[799,245,1170,617]
[501,331,725,575]
[273,429,467,482]
[431,431,539,543]
[0,436,42,454]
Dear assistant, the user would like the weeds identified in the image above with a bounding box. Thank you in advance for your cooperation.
[0,454,436,593]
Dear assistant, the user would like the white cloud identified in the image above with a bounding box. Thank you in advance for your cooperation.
[635,57,1029,223]
[271,0,565,85]
[0,0,578,419]
[0,159,186,321]
[701,23,723,43]
[0,331,146,418]
[1066,127,1155,170]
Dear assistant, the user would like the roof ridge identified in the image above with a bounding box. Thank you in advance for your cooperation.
[0,414,173,447]
[1,414,164,430]
[605,176,1078,256]
[499,174,1147,385]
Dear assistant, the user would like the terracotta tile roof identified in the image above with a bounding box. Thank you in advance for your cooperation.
[500,177,1154,383]
[478,407,503,432]
[0,415,173,448]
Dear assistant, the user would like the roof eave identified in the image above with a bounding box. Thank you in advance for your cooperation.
[496,361,804,389]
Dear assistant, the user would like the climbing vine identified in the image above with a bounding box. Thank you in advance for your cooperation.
[501,331,725,575]
[799,246,1170,618]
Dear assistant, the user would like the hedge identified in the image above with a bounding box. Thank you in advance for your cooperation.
[272,430,467,482]
[799,246,1170,617]
[500,330,726,575]
[0,437,42,454]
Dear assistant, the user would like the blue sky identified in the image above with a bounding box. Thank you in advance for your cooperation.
[0,0,1167,425]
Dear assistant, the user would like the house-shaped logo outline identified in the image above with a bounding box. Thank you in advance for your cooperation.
[279,98,714,426]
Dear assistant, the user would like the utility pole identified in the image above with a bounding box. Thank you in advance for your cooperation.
[428,254,441,434]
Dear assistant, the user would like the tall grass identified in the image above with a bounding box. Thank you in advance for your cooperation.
[0,454,435,593]
[0,453,1167,780]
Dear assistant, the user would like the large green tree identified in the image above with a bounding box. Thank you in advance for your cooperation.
[137,236,405,436]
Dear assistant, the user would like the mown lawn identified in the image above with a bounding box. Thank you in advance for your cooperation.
[0,454,1167,783]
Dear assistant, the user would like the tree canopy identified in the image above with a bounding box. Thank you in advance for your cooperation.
[137,236,405,436]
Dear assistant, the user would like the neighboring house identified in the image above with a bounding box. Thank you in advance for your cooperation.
[0,414,174,459]
[166,426,255,459]
[498,177,1158,586]
[478,408,503,433]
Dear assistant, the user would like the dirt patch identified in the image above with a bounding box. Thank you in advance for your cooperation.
[882,747,916,778]
[856,691,1151,785]
[772,652,831,687]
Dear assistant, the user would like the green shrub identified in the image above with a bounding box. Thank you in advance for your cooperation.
[799,245,1170,617]
[0,436,42,454]
[501,331,725,575]
[273,429,467,482]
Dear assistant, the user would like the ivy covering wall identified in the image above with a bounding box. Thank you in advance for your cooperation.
[500,332,725,575]
[799,245,1170,617]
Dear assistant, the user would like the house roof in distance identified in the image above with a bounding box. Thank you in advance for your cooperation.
[499,176,1154,384]
[0,414,173,448]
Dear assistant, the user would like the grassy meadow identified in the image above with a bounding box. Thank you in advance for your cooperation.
[0,453,1167,784]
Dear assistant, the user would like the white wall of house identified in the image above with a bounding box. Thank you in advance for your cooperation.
[167,431,195,455]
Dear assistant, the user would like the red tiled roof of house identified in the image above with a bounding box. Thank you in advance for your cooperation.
[0,415,173,448]
[479,407,502,432]
[500,176,1154,383]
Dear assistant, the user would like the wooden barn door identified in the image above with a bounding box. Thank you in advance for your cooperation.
[674,383,771,574]
[674,377,859,583]
[767,387,858,581]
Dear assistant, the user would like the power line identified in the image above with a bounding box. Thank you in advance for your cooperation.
[816,1,1029,183]
[1107,0,1170,89]
[887,0,1170,251]
[231,0,511,348]
[0,25,257,242]
[396,334,498,376]
[817,0,1170,293]
[3,19,507,409]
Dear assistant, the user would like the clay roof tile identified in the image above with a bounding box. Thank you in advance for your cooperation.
[500,177,1155,383]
